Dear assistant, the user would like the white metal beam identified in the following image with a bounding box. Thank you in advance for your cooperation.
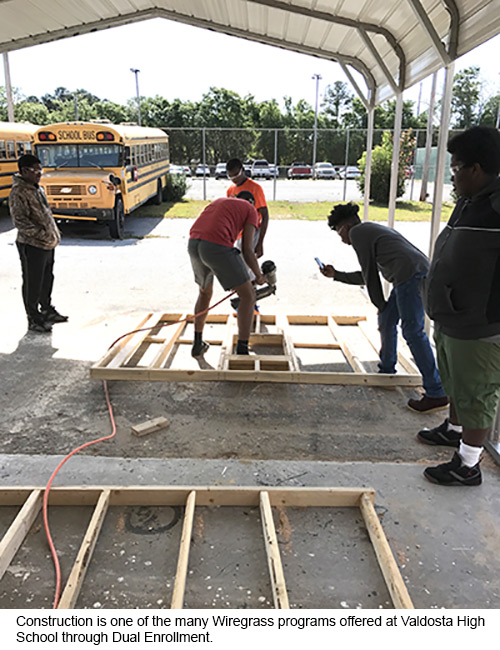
[363,106,375,222]
[387,92,404,229]
[406,0,451,65]
[359,28,400,94]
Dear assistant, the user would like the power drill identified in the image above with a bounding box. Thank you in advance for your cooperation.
[230,260,277,310]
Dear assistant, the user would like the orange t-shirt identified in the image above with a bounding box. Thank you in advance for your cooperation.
[226,177,267,227]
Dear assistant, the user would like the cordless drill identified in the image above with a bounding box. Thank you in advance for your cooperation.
[230,260,277,310]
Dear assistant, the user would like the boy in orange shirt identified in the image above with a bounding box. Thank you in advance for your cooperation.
[226,158,269,259]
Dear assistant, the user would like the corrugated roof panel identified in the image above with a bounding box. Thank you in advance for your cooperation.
[0,0,498,105]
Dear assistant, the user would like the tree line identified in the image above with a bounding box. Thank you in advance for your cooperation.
[1,66,498,167]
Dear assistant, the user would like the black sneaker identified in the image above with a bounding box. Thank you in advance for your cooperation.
[28,319,52,333]
[191,341,209,358]
[424,452,482,486]
[41,306,68,323]
[417,418,461,447]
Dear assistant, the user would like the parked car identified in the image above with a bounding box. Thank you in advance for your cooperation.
[287,162,313,179]
[313,162,338,180]
[243,163,252,178]
[195,164,210,178]
[269,164,279,178]
[183,166,192,177]
[251,159,271,180]
[169,164,185,176]
[215,162,228,180]
[343,166,361,180]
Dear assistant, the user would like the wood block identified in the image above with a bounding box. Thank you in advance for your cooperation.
[131,416,170,437]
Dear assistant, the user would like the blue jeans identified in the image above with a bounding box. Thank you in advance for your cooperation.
[377,272,445,398]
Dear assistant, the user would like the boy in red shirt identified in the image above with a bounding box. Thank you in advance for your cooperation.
[188,192,265,357]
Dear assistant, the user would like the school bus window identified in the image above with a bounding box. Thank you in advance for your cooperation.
[124,146,131,166]
[35,143,122,168]
[24,141,32,153]
[15,142,24,157]
[7,141,15,158]
[0,141,6,159]
[147,145,153,163]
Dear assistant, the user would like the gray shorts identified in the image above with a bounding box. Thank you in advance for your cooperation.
[188,239,250,291]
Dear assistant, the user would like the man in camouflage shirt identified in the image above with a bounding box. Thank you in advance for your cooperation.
[9,154,67,332]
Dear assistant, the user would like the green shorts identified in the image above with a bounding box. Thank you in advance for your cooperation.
[434,330,500,429]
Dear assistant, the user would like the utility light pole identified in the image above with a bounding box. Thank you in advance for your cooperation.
[312,73,322,173]
[130,68,141,126]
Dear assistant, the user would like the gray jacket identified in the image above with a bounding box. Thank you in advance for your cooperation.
[334,222,429,311]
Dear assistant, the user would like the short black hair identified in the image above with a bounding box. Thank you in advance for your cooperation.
[18,154,41,172]
[236,190,254,203]
[448,127,500,175]
[226,158,243,173]
[327,202,360,230]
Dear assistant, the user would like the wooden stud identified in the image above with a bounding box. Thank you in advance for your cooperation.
[0,489,42,581]
[277,315,300,372]
[359,493,414,610]
[171,490,196,609]
[131,416,170,437]
[57,489,111,609]
[150,315,188,369]
[106,313,166,369]
[260,491,290,608]
[327,315,367,374]
[357,320,420,375]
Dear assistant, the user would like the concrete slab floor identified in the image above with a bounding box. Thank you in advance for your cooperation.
[0,455,499,610]
[1,215,499,610]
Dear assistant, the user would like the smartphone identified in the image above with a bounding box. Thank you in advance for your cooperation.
[314,257,325,270]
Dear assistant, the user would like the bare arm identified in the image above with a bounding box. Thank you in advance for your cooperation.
[242,223,265,284]
[254,206,269,258]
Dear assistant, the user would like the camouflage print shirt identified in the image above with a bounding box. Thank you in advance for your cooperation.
[9,174,61,250]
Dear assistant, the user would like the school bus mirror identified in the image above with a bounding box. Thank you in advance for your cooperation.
[109,174,121,186]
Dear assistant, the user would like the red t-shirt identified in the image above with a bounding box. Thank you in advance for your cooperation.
[189,197,259,247]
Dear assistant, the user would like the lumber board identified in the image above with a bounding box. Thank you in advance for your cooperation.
[90,366,421,385]
[170,490,196,609]
[0,489,43,580]
[150,315,188,369]
[57,490,111,609]
[277,315,300,372]
[260,491,290,609]
[0,486,372,508]
[131,416,170,437]
[106,313,165,369]
[359,493,414,610]
[327,315,366,374]
[218,314,237,370]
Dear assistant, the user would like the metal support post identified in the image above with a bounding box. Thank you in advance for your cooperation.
[342,128,350,201]
[428,62,454,258]
[363,107,374,221]
[3,53,15,122]
[387,92,403,229]
[420,71,438,202]
[312,74,322,172]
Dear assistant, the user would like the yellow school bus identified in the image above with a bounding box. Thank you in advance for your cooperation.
[0,121,39,201]
[34,121,169,238]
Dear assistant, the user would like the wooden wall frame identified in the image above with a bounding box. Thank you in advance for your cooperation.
[0,486,414,610]
[90,313,421,387]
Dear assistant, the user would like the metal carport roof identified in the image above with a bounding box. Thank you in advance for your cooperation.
[0,0,499,107]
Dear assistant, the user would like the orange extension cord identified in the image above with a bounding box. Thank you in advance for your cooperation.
[43,291,236,609]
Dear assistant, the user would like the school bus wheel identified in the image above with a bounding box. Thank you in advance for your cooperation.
[109,196,124,240]
[154,179,163,205]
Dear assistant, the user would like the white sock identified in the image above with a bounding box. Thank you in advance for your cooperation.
[458,441,482,467]
[448,422,463,433]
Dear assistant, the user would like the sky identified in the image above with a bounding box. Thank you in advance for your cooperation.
[3,17,500,113]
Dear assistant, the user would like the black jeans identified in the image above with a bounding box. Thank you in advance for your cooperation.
[16,242,55,323]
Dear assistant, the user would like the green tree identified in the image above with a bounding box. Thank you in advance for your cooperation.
[357,129,415,204]
[322,81,353,128]
[479,94,500,127]
[451,66,482,129]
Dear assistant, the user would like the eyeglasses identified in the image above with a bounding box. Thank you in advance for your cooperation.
[24,167,43,174]
[450,163,467,175]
